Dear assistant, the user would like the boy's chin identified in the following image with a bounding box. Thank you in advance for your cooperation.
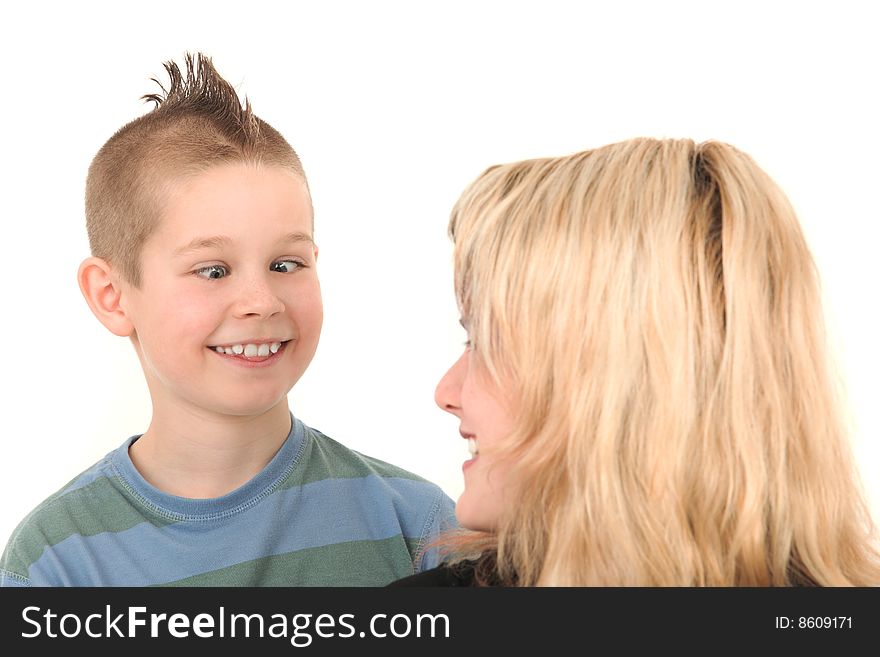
[202,394,291,419]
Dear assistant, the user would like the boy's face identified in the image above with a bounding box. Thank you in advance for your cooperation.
[120,163,322,420]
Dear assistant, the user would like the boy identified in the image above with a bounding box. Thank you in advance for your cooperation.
[0,53,455,586]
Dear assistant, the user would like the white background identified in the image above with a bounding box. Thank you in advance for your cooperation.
[1,0,877,551]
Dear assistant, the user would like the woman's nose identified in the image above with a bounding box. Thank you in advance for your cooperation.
[434,351,466,415]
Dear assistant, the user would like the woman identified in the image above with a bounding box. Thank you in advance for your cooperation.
[392,138,880,586]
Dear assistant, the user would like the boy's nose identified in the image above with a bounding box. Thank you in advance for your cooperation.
[233,274,285,318]
[434,351,466,416]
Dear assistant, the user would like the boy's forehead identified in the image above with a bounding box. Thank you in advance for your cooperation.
[151,164,314,248]
[159,163,310,209]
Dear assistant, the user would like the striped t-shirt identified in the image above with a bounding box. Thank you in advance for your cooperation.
[0,416,456,586]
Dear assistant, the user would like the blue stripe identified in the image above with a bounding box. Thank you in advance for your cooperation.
[27,475,442,586]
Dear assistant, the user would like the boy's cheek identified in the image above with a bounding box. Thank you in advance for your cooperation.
[286,287,323,319]
[143,303,216,344]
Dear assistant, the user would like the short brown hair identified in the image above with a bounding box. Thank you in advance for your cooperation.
[85,52,307,286]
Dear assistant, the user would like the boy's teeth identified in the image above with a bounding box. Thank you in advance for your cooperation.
[468,438,478,457]
[214,342,283,357]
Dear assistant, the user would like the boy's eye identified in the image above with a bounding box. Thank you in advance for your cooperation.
[270,259,304,273]
[194,264,228,280]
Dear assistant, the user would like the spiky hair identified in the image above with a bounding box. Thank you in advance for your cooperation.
[141,53,262,146]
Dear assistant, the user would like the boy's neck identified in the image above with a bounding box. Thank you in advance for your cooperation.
[128,401,292,499]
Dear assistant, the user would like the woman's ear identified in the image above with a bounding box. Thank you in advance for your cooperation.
[77,257,135,337]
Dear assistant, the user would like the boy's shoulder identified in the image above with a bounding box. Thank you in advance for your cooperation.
[297,422,442,486]
[295,421,458,570]
[295,420,457,522]
[1,444,128,585]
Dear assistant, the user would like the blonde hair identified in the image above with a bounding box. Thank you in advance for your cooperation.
[85,52,306,286]
[444,138,880,586]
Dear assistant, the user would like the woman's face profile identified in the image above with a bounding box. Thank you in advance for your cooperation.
[434,344,515,531]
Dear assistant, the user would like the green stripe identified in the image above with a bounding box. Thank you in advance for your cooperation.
[281,427,432,490]
[405,537,423,561]
[1,475,173,576]
[159,537,417,586]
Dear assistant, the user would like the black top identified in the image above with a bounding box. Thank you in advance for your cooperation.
[387,561,479,587]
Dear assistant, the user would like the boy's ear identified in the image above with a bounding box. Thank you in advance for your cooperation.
[77,257,135,337]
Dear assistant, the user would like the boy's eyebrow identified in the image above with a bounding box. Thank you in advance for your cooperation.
[173,235,233,256]
[173,232,314,256]
[280,231,315,246]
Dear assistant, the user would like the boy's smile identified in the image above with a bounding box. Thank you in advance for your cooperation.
[209,339,291,367]
[119,163,322,420]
